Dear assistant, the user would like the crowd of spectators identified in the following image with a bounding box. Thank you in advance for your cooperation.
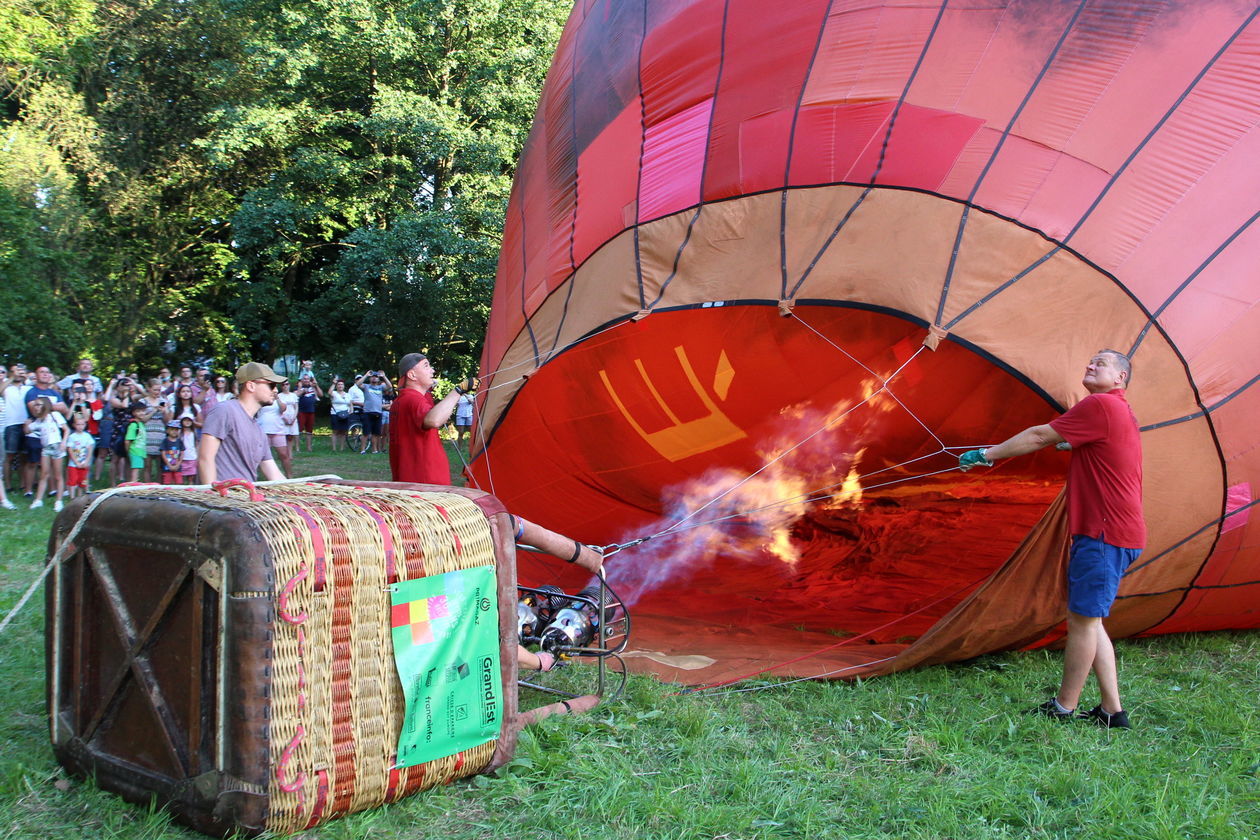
[1,357,419,512]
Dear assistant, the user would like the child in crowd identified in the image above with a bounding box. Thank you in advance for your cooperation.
[178,415,198,484]
[26,396,67,510]
[124,403,148,483]
[65,413,95,499]
[159,421,184,485]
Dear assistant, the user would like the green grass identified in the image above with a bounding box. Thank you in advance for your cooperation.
[1,439,1257,839]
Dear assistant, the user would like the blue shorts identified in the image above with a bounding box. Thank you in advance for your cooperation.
[4,425,23,454]
[1068,535,1141,618]
[363,412,383,435]
[24,435,42,463]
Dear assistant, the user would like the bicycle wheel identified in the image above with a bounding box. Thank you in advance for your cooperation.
[346,422,365,453]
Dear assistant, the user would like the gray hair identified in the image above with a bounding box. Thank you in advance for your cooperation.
[1097,349,1132,386]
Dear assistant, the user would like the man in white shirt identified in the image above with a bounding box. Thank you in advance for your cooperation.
[3,364,32,496]
[57,358,104,397]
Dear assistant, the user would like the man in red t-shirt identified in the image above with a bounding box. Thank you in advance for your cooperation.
[389,353,471,485]
[959,350,1144,729]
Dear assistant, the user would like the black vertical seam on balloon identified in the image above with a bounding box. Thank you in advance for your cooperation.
[567,28,580,275]
[1122,498,1260,578]
[549,24,583,361]
[643,0,731,311]
[1128,208,1260,357]
[1129,375,1238,634]
[779,0,838,301]
[632,0,649,311]
[786,0,952,302]
[517,191,540,365]
[946,6,1260,332]
[933,0,1091,327]
[547,274,578,360]
[1139,373,1260,432]
[1061,5,1260,246]
[938,7,1256,605]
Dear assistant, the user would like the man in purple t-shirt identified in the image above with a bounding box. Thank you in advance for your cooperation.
[199,362,287,483]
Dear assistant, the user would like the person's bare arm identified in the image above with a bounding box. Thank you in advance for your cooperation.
[423,378,476,430]
[422,390,460,429]
[259,458,285,481]
[983,424,1065,461]
[516,517,604,575]
[198,434,221,484]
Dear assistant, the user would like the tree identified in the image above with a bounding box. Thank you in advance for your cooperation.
[0,0,567,377]
[209,0,567,375]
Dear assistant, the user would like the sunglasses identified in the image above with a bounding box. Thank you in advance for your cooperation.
[253,380,279,390]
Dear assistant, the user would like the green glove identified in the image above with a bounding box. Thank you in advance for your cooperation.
[958,449,992,472]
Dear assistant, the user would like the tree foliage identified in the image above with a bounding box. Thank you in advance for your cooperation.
[0,0,567,377]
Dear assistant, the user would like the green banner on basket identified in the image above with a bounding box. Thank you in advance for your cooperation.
[390,566,502,767]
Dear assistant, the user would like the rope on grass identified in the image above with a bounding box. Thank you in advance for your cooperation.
[0,474,343,637]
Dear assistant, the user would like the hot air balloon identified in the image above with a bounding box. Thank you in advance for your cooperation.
[470,0,1260,686]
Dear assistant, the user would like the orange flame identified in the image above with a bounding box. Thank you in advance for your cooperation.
[661,377,888,567]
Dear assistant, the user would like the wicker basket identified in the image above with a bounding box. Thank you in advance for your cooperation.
[47,479,520,836]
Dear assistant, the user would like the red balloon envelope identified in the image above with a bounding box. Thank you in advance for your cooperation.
[471,0,1260,685]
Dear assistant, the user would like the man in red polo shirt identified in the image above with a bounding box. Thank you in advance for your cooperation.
[959,349,1144,729]
[389,353,471,485]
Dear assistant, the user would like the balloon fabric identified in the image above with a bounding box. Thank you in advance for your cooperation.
[471,0,1260,686]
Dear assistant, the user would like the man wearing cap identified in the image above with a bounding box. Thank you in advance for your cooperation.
[198,362,287,484]
[389,353,469,485]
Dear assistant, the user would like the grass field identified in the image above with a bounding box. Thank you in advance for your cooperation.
[1,437,1257,839]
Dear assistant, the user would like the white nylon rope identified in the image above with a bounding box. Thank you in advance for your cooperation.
[649,330,946,541]
[0,475,343,637]
[470,307,993,562]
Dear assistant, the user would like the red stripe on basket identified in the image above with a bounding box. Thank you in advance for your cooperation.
[303,769,330,830]
[283,503,328,592]
[329,541,358,813]
[432,504,463,557]
[399,761,428,798]
[451,752,465,775]
[349,501,397,582]
[385,765,402,802]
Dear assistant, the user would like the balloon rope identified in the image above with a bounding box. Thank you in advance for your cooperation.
[473,317,636,397]
[789,310,947,450]
[0,475,344,637]
[651,340,932,541]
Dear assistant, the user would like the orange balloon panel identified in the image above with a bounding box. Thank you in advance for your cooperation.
[474,0,1260,684]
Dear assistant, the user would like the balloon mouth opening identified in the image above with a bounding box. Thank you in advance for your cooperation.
[488,303,1072,677]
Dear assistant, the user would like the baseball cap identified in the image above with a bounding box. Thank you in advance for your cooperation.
[166,420,181,428]
[398,352,428,379]
[235,361,287,384]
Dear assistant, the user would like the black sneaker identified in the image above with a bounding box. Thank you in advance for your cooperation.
[1028,699,1075,721]
[1080,705,1130,729]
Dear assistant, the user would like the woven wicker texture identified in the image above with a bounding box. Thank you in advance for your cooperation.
[117,483,501,834]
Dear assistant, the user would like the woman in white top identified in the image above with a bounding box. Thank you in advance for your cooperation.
[276,379,300,454]
[25,397,67,510]
[328,379,353,451]
[256,388,293,478]
[165,383,202,426]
